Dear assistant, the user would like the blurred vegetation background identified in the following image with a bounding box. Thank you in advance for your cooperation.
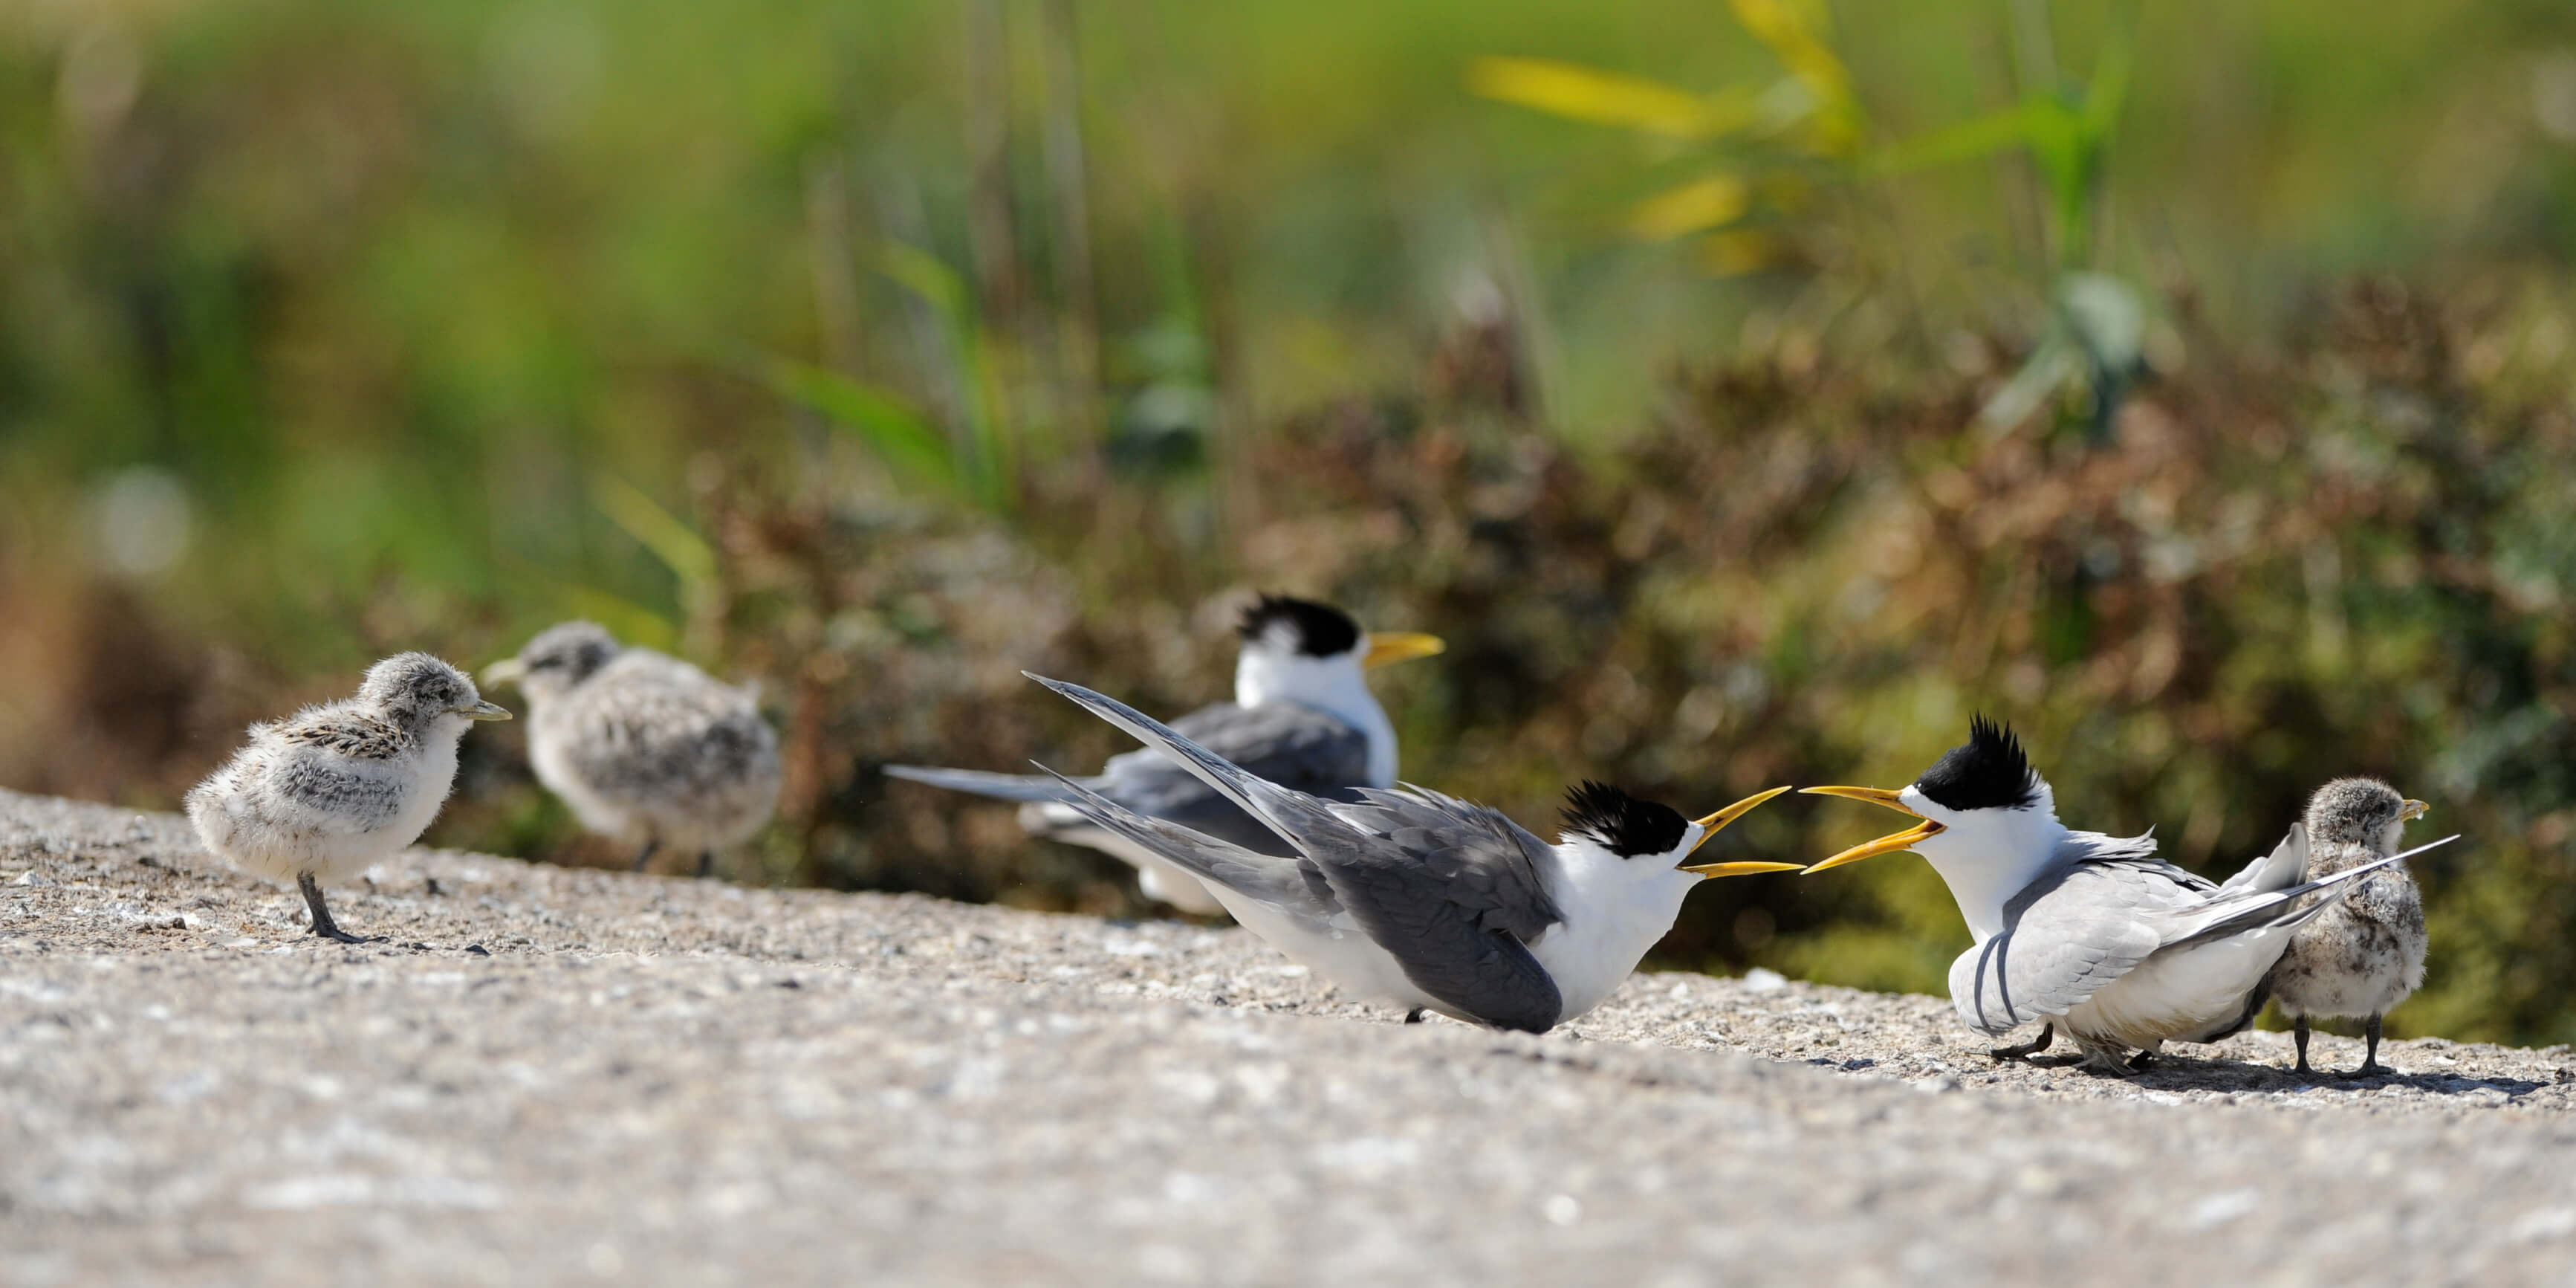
[6,0,2576,1042]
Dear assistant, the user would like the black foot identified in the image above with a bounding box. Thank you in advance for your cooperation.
[1989,1023,2055,1062]
[1404,1009,1426,1024]
[629,839,661,874]
[695,851,714,880]
[297,871,372,945]
[2291,1014,2314,1075]
[2126,1049,2158,1072]
[2348,1061,2390,1078]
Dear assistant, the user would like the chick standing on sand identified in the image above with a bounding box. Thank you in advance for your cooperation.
[2265,777,2430,1076]
[481,622,781,878]
[186,653,510,943]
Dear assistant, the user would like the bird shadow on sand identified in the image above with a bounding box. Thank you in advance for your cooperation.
[2042,1052,2551,1099]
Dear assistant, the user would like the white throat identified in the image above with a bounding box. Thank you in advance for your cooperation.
[1234,647,1398,785]
[1901,784,2070,943]
[1526,831,1704,1021]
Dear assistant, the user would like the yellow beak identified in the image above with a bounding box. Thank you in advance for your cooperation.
[1676,786,1803,878]
[2401,799,2429,821]
[1799,785,1945,873]
[452,699,513,722]
[1362,632,1447,669]
[480,658,526,687]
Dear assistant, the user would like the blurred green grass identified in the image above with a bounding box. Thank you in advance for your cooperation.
[4,1,2576,1043]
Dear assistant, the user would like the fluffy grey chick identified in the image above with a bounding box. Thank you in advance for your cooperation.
[2266,777,2429,1076]
[481,622,781,878]
[186,653,510,942]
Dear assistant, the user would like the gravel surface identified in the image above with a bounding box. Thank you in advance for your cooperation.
[6,787,2575,1286]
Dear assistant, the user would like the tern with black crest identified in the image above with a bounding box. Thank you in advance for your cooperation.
[887,596,1444,914]
[1803,718,2456,1073]
[1021,673,1797,1032]
[2264,778,2430,1076]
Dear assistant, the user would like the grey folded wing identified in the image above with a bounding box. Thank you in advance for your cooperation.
[1029,675,1566,1032]
[1311,786,1569,1034]
[1094,702,1372,853]
[1947,854,2202,1036]
[887,701,1369,859]
[1035,766,1340,922]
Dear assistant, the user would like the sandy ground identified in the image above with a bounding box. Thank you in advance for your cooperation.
[5,786,2574,1287]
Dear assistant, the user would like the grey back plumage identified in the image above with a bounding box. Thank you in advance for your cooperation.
[1029,674,1572,1032]
[888,699,1372,859]
[522,647,780,851]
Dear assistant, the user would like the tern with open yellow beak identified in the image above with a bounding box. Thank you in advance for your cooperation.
[1803,717,2456,1073]
[1025,673,1797,1032]
[888,595,1443,916]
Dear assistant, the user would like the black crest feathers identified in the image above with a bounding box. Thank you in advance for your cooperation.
[1560,780,1690,858]
[1235,595,1362,658]
[1915,716,2041,812]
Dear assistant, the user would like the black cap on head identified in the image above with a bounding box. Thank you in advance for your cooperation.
[1236,595,1362,658]
[1560,780,1690,858]
[1915,715,2042,812]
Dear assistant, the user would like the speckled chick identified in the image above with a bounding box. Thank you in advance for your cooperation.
[2266,777,2429,1076]
[186,653,510,942]
[482,623,780,878]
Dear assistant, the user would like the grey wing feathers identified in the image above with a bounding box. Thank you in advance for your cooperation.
[1952,862,2170,1036]
[2164,837,2453,951]
[1308,786,1567,1032]
[1031,674,1568,1033]
[2216,824,2309,896]
[883,763,1088,804]
[1035,766,1340,921]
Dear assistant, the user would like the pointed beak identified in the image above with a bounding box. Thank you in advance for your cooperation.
[1677,786,1802,878]
[1361,632,1446,670]
[452,700,513,722]
[2401,799,2430,821]
[480,658,525,687]
[1799,785,1943,873]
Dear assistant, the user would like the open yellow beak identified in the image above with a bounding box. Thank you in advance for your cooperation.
[1362,632,1446,670]
[480,658,526,687]
[452,699,513,722]
[1677,786,1803,878]
[1799,785,1944,873]
[2401,799,2429,821]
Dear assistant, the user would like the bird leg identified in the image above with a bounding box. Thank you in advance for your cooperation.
[2353,1014,2388,1078]
[2293,1016,2315,1076]
[2070,1040,2135,1075]
[1988,1023,2054,1062]
[2126,1048,2158,1073]
[297,872,371,945]
[695,850,714,880]
[629,839,660,874]
[1403,1009,1426,1024]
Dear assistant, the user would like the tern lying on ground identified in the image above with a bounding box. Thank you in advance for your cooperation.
[1803,717,2456,1074]
[888,596,1443,915]
[1023,673,1797,1033]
